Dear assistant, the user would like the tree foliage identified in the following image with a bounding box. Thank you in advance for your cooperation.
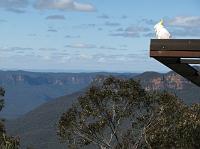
[146,92,200,148]
[58,77,155,148]
[58,77,200,149]
[0,87,20,149]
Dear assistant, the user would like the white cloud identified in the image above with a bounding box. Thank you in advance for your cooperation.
[169,16,200,28]
[0,0,28,8]
[165,16,200,37]
[0,47,33,52]
[59,56,71,63]
[66,43,96,49]
[0,0,28,13]
[110,25,150,38]
[43,55,51,60]
[94,53,142,63]
[97,57,106,63]
[35,0,95,12]
[78,54,92,60]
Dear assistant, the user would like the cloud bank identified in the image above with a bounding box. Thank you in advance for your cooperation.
[0,0,28,8]
[169,16,200,37]
[169,16,200,28]
[0,0,95,13]
[34,0,95,12]
[0,0,28,13]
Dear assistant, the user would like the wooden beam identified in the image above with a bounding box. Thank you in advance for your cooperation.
[150,39,200,51]
[150,51,200,58]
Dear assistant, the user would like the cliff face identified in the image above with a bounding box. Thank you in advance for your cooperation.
[135,71,200,104]
[144,73,190,91]
[0,71,94,86]
[1,71,190,93]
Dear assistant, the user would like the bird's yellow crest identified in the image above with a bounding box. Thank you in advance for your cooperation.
[159,19,164,26]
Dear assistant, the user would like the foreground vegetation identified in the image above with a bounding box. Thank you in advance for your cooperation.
[0,87,19,149]
[58,77,200,148]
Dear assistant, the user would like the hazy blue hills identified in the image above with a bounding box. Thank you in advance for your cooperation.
[0,70,138,118]
[6,91,82,149]
[5,71,200,149]
[0,70,94,119]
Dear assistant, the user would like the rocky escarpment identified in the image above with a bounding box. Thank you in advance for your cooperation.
[135,71,200,104]
[145,73,190,90]
[0,71,94,86]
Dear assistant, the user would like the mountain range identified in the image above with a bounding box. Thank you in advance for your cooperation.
[0,70,138,118]
[4,70,200,149]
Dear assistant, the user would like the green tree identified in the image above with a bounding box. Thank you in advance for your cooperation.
[58,77,156,148]
[0,87,20,149]
[146,92,200,148]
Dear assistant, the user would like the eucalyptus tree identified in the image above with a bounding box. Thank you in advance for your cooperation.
[58,77,155,148]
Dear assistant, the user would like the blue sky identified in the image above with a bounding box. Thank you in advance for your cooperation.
[0,0,200,72]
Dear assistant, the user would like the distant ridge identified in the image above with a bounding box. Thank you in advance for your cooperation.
[0,70,138,118]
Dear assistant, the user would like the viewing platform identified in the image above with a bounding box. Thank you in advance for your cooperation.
[150,39,200,87]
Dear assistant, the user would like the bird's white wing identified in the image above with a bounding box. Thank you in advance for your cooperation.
[157,27,171,39]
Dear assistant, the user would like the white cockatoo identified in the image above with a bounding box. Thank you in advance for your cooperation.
[154,19,171,39]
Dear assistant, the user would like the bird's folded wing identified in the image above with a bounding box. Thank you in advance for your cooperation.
[158,28,171,39]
